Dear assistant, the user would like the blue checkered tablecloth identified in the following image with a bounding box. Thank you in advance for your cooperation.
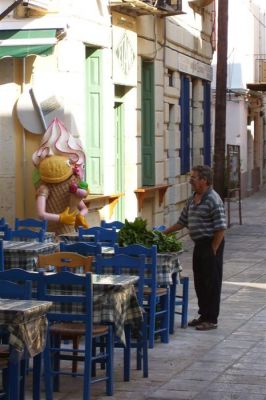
[3,240,59,271]
[0,299,52,357]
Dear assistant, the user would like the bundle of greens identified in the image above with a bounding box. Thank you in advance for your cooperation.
[118,217,182,253]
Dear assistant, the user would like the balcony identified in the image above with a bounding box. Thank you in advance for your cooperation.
[109,0,184,17]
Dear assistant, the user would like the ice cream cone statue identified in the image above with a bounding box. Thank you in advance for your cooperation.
[32,118,89,236]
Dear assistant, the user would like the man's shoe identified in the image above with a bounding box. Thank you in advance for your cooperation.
[188,317,204,327]
[195,321,217,331]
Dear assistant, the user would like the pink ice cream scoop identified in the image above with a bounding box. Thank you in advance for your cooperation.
[69,181,89,211]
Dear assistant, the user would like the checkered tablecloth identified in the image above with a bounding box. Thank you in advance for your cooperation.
[156,252,182,285]
[0,231,55,243]
[3,241,59,271]
[51,282,142,345]
[93,284,142,343]
[0,299,52,357]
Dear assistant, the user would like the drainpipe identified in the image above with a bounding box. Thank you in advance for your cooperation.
[22,58,27,216]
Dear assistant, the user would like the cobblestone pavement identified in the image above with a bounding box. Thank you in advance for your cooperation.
[27,188,266,399]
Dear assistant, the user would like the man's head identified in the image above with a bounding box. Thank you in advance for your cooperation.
[189,165,213,192]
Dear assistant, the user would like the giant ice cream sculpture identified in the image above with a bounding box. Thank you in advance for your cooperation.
[32,118,89,235]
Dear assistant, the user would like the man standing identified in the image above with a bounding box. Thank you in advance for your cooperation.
[164,165,226,330]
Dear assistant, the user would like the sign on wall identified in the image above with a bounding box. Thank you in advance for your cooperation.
[112,26,137,86]
[227,144,240,190]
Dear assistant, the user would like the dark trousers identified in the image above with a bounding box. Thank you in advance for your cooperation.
[193,238,224,324]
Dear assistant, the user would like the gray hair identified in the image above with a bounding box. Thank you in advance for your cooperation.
[192,165,213,185]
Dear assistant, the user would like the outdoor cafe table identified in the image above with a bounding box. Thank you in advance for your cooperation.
[99,249,183,335]
[58,235,183,334]
[0,298,52,399]
[51,273,143,344]
[2,240,59,271]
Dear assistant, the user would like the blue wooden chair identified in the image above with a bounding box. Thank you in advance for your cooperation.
[95,253,148,381]
[37,271,114,399]
[0,268,41,298]
[0,240,3,272]
[38,252,93,376]
[153,225,166,231]
[0,222,9,237]
[15,218,48,232]
[174,275,189,329]
[0,218,6,226]
[114,244,170,349]
[60,241,102,257]
[101,220,124,229]
[0,279,31,300]
[78,226,118,246]
[4,228,45,242]
[0,279,32,400]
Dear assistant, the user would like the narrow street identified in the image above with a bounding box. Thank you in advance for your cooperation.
[26,188,266,400]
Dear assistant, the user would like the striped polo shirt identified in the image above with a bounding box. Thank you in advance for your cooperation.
[177,187,226,242]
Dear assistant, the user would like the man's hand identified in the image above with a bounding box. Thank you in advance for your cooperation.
[59,207,77,225]
[75,214,89,229]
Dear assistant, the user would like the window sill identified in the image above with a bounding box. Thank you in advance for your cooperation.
[134,184,170,212]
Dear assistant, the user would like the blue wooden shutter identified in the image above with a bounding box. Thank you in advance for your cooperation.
[203,81,211,166]
[142,61,155,186]
[180,75,190,174]
[85,48,103,194]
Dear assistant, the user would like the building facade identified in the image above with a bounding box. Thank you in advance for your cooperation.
[0,0,215,228]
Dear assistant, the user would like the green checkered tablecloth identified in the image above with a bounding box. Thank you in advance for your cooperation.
[3,240,59,271]
[0,299,52,357]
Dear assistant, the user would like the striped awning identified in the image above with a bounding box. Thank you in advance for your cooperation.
[0,28,57,58]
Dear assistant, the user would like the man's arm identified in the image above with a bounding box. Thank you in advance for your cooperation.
[212,229,225,255]
[163,222,184,235]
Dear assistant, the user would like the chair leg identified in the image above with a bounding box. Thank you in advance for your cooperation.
[123,325,131,382]
[160,291,170,344]
[72,336,80,375]
[105,326,113,396]
[141,312,148,378]
[180,277,189,328]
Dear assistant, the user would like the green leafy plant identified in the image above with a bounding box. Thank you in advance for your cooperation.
[118,217,182,253]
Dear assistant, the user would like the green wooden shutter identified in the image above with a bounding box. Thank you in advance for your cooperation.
[85,48,103,194]
[141,61,155,186]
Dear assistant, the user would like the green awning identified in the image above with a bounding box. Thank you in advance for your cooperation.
[0,29,57,58]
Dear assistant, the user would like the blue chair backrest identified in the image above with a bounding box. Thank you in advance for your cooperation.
[101,220,124,229]
[5,228,45,242]
[60,241,102,256]
[0,218,9,234]
[37,271,92,328]
[0,218,6,225]
[0,279,32,300]
[79,226,117,246]
[95,253,145,305]
[0,268,41,298]
[153,225,166,231]
[114,244,158,290]
[0,240,3,272]
[15,218,48,231]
